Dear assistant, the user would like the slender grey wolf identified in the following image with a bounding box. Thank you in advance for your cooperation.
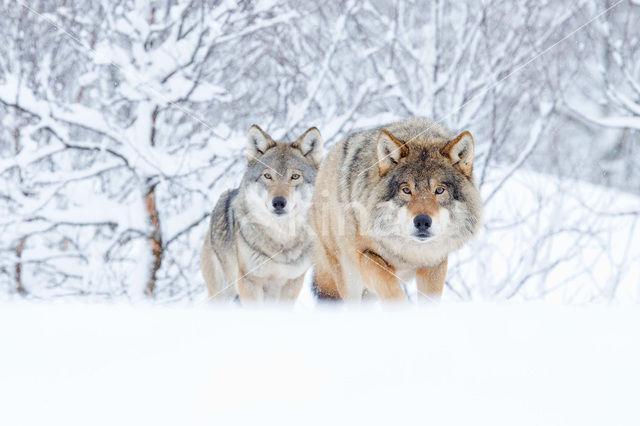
[310,118,482,302]
[201,125,322,303]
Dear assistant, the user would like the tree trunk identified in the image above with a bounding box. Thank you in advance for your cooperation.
[15,236,27,295]
[144,183,162,297]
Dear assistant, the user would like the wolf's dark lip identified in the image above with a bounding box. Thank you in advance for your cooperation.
[272,210,287,216]
[413,233,431,241]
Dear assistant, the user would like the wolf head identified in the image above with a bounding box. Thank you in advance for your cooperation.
[242,124,322,218]
[372,127,481,247]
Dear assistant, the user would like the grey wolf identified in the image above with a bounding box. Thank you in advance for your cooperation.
[309,118,481,302]
[201,125,322,303]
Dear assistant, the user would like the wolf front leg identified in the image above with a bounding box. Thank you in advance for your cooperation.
[236,274,265,304]
[358,250,407,302]
[416,257,448,301]
[279,274,305,302]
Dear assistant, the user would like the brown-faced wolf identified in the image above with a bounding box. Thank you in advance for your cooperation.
[201,125,322,303]
[310,118,481,302]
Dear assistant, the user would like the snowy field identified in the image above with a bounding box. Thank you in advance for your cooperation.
[1,302,639,426]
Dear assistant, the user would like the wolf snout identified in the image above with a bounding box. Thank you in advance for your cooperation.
[413,214,432,234]
[272,196,287,214]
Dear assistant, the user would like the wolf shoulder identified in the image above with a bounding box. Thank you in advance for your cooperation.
[207,188,240,251]
[340,118,453,153]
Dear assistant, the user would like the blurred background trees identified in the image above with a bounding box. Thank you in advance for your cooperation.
[1,0,638,302]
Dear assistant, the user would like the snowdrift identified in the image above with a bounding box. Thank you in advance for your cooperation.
[1,302,638,425]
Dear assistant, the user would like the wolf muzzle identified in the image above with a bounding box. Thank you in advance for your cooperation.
[413,214,432,237]
[272,196,287,215]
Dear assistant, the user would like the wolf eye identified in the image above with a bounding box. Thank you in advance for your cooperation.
[435,186,445,195]
[263,173,272,180]
[402,186,411,195]
[291,173,300,180]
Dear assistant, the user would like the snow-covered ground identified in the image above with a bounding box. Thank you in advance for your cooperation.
[1,302,639,425]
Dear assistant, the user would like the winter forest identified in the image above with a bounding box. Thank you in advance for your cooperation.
[1,0,639,303]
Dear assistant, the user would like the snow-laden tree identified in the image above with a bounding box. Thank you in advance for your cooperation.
[561,0,640,192]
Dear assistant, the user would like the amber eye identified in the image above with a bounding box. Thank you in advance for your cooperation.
[263,172,272,180]
[435,186,445,195]
[291,173,300,180]
[402,186,412,195]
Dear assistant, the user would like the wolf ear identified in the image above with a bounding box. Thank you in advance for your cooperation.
[247,125,276,162]
[377,129,408,176]
[247,124,276,162]
[442,131,474,177]
[294,127,322,165]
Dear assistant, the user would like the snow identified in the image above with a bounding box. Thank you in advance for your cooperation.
[568,103,640,130]
[444,167,640,303]
[0,302,638,425]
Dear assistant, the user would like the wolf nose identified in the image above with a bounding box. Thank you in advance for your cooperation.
[413,214,432,231]
[272,197,287,211]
